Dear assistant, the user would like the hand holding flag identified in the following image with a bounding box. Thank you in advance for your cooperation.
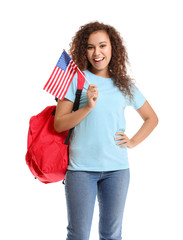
[43,50,90,100]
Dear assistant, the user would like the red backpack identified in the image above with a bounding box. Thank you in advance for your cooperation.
[25,71,85,184]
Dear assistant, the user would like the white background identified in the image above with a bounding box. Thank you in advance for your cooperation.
[0,0,183,239]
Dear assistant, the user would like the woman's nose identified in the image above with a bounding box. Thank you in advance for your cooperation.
[93,47,100,56]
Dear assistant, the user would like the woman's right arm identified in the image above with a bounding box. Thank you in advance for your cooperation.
[54,84,98,132]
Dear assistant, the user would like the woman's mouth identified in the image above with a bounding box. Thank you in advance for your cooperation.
[93,57,105,63]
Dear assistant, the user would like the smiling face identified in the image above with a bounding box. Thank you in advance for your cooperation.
[86,30,112,78]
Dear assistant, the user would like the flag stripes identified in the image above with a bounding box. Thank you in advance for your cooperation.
[43,51,77,100]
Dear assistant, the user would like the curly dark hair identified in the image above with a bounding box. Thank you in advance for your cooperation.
[69,21,134,98]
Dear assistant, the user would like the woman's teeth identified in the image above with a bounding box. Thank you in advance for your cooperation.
[94,57,104,62]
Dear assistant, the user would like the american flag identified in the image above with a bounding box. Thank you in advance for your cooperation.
[43,50,77,100]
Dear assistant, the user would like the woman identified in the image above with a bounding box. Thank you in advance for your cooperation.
[54,21,158,240]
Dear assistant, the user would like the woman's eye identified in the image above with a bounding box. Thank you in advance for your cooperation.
[100,44,106,48]
[87,46,93,50]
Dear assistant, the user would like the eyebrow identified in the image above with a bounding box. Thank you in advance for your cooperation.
[87,41,107,46]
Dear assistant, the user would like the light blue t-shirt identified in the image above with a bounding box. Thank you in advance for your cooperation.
[64,69,146,171]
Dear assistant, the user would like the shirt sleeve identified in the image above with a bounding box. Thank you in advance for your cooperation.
[130,84,146,110]
[64,72,78,102]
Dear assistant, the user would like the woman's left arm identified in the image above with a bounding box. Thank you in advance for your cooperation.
[115,101,159,148]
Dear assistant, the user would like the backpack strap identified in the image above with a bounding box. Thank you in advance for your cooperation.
[64,70,85,145]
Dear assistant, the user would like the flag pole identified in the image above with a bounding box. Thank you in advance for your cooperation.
[77,68,90,85]
[63,49,90,85]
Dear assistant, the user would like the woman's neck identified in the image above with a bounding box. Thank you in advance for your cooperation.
[89,67,110,78]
